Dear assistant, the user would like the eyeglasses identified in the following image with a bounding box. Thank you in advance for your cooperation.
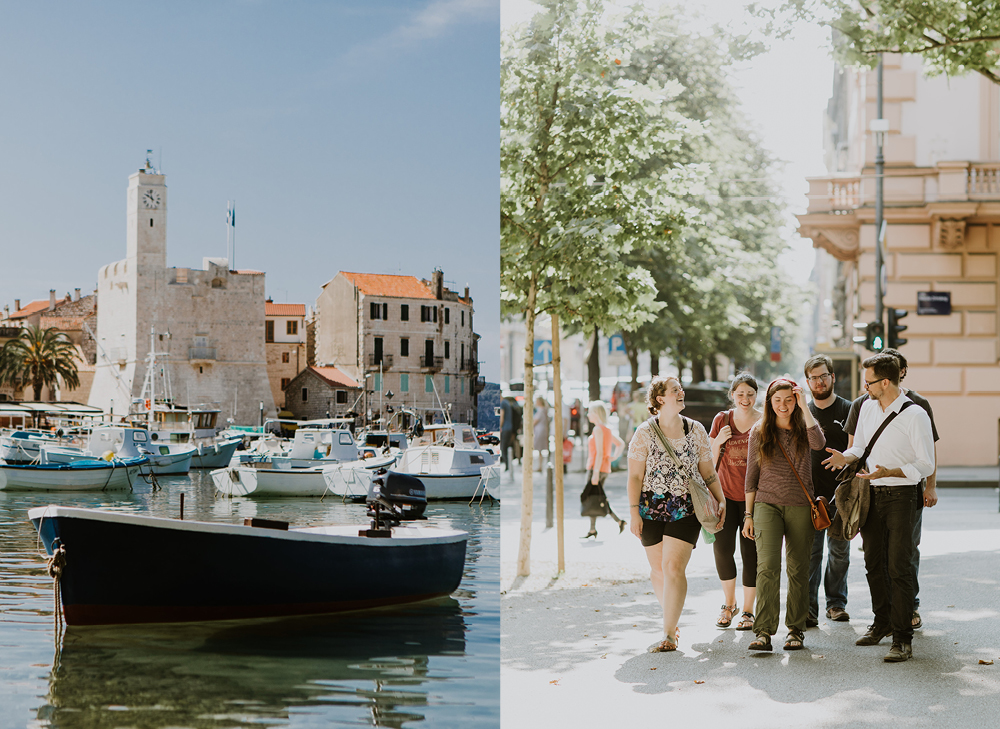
[863,378,885,389]
[806,373,832,384]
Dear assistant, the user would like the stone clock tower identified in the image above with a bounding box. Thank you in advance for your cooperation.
[126,164,167,270]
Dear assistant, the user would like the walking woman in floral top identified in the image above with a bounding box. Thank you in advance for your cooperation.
[628,376,727,652]
[742,378,825,652]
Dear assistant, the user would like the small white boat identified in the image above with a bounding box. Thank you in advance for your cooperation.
[189,437,241,469]
[321,456,400,499]
[212,462,331,497]
[393,423,498,500]
[0,429,74,464]
[43,426,195,475]
[0,457,147,491]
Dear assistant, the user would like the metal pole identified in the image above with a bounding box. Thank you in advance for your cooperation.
[546,462,554,528]
[875,54,885,326]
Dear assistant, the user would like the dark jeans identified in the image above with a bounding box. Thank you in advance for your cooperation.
[912,497,923,609]
[713,497,757,587]
[500,430,513,470]
[808,513,850,616]
[860,484,920,645]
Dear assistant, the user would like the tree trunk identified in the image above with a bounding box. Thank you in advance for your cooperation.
[709,355,719,382]
[691,357,705,384]
[622,331,639,392]
[516,272,538,577]
[649,350,660,378]
[587,326,600,404]
[551,312,565,574]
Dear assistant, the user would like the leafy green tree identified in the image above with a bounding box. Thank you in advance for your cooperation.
[756,0,1000,83]
[501,0,705,577]
[0,325,81,401]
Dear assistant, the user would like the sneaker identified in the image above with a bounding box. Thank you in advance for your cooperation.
[826,606,850,622]
[884,642,913,662]
[856,625,892,646]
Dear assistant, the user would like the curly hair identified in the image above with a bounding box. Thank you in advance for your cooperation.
[752,378,808,466]
[645,375,681,416]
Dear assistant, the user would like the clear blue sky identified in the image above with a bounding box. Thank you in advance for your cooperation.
[0,0,500,379]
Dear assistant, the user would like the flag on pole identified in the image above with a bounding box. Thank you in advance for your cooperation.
[226,202,235,228]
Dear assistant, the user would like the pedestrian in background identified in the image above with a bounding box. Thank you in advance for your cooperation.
[743,378,825,652]
[844,347,938,631]
[824,353,934,662]
[499,397,514,475]
[627,376,726,652]
[804,354,853,626]
[533,396,550,471]
[709,372,761,632]
[580,401,626,538]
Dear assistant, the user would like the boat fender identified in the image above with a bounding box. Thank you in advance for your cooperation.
[102,450,116,461]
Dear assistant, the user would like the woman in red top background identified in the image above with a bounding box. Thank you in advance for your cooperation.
[580,401,625,538]
[709,373,761,631]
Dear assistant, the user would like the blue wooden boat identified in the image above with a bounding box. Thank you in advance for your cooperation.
[0,457,148,491]
[29,502,467,626]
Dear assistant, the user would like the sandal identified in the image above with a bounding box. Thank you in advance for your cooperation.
[736,611,755,631]
[912,610,922,629]
[648,629,680,653]
[716,602,738,628]
[748,634,772,652]
[784,631,805,651]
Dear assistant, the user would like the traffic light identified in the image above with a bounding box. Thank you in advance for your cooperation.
[867,321,885,352]
[887,308,908,348]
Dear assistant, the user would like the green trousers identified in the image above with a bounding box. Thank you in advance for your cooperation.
[753,502,814,636]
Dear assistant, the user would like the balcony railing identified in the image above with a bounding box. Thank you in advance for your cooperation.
[459,358,477,373]
[968,164,1000,196]
[189,347,217,361]
[420,355,444,370]
[368,353,393,369]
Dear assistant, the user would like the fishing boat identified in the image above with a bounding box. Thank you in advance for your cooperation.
[39,425,195,475]
[0,457,148,491]
[212,451,397,498]
[29,474,467,625]
[392,422,499,500]
[0,429,73,464]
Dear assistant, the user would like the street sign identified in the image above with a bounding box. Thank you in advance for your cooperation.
[607,332,628,366]
[769,327,781,363]
[917,291,951,316]
[533,339,553,365]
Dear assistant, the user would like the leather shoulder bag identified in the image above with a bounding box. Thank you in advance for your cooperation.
[777,437,831,531]
[713,409,733,470]
[649,417,722,537]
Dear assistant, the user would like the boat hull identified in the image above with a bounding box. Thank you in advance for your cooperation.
[190,438,241,469]
[0,460,145,491]
[29,506,468,625]
[144,449,194,474]
[212,465,329,496]
[388,470,486,500]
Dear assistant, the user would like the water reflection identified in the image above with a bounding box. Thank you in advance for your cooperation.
[40,598,467,728]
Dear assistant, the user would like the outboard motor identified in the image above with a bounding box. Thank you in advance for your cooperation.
[361,471,427,538]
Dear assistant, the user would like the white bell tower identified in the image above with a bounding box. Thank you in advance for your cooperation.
[126,150,167,270]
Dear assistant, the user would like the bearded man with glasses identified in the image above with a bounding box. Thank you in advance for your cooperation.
[822,353,935,663]
[803,354,853,628]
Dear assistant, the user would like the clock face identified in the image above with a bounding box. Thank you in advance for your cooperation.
[141,189,161,209]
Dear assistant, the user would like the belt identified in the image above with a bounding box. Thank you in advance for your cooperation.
[870,483,919,489]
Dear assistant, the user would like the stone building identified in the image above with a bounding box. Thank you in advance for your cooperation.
[0,290,97,401]
[282,366,362,421]
[264,300,306,411]
[314,270,482,426]
[798,54,1000,465]
[87,163,276,423]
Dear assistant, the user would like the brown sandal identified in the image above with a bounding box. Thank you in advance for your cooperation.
[748,634,772,651]
[736,611,755,631]
[648,629,680,652]
[716,603,738,628]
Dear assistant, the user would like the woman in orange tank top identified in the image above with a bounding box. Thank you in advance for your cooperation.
[580,401,625,538]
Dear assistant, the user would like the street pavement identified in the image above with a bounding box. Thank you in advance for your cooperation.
[500,457,1000,729]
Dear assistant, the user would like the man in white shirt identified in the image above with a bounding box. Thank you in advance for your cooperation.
[822,353,935,663]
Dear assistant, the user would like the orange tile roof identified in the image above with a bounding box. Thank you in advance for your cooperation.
[339,272,435,300]
[10,300,50,319]
[265,302,306,317]
[310,366,361,389]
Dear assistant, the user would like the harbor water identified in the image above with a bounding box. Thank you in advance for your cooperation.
[0,470,499,728]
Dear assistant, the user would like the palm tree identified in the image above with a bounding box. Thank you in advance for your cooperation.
[0,325,81,401]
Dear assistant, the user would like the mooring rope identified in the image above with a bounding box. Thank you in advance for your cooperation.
[46,545,67,651]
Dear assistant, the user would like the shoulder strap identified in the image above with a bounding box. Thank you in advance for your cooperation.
[777,437,812,502]
[648,417,685,471]
[858,400,914,466]
[683,417,691,436]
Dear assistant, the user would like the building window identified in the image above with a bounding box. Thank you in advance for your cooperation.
[370,302,380,320]
[281,377,290,390]
[420,305,430,322]
[400,373,409,393]
[444,308,450,324]
[400,338,409,357]
[445,375,450,394]
[302,387,308,402]
[400,304,409,321]
[336,389,347,404]
[282,352,290,363]
[461,310,465,326]
[374,337,383,364]
[372,373,382,391]
[425,375,433,393]
[444,341,450,359]
[434,306,438,323]
[287,320,298,335]
[460,342,464,363]
[265,320,274,343]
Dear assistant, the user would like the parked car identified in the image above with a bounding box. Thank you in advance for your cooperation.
[681,382,731,432]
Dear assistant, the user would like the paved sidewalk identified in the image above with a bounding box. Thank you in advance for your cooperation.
[500,463,1000,729]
